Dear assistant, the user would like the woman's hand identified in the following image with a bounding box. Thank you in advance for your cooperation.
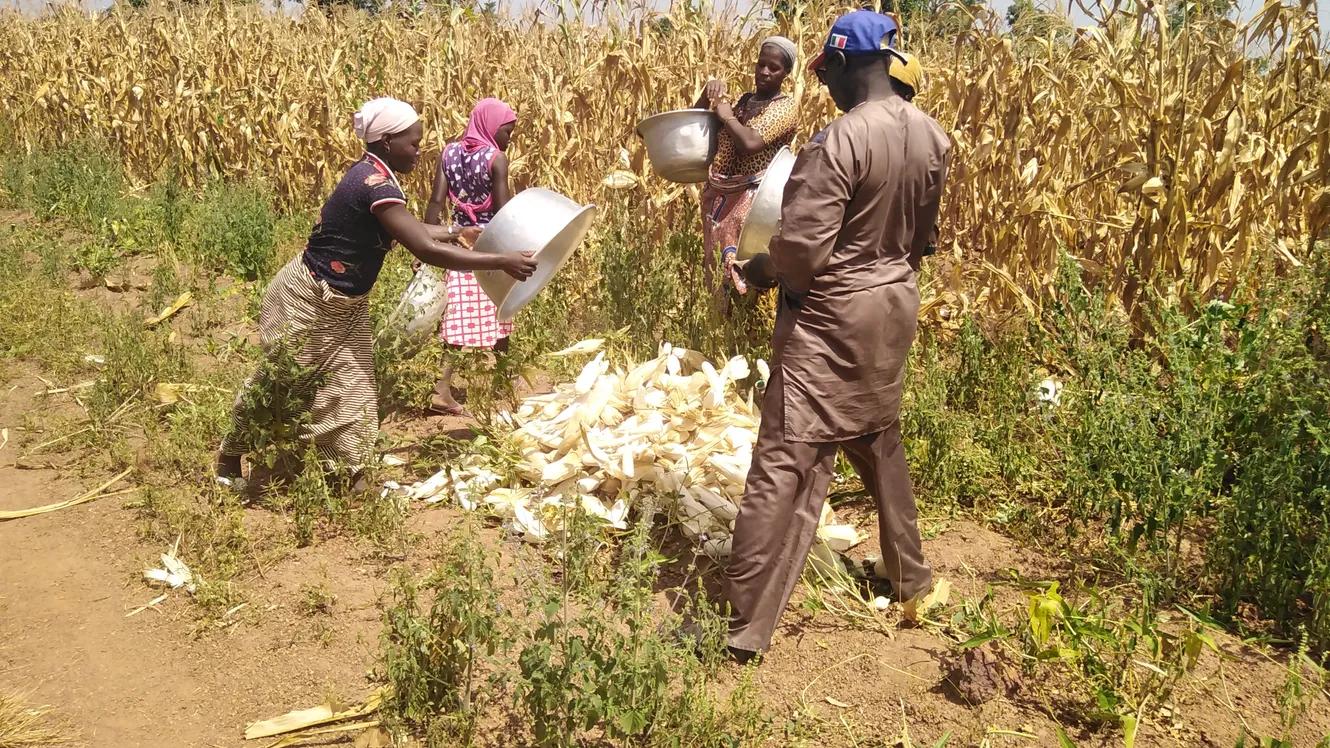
[703,79,727,108]
[721,247,748,295]
[459,226,482,249]
[499,251,538,281]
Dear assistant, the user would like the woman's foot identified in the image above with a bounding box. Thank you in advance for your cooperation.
[429,393,466,416]
[431,366,466,416]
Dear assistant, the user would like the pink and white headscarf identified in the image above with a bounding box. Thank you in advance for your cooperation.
[460,98,517,154]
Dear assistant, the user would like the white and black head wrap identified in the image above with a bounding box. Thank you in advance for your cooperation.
[760,35,798,70]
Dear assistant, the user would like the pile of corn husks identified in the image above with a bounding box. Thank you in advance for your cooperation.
[403,341,863,563]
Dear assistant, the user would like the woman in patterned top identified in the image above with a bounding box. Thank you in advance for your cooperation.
[424,98,518,415]
[694,36,800,304]
[216,98,536,483]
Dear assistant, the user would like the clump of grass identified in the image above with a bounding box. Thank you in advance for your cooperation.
[23,137,124,227]
[226,342,320,476]
[898,246,1330,654]
[514,509,768,747]
[298,579,337,617]
[346,489,413,557]
[0,689,72,747]
[73,236,122,280]
[191,579,248,631]
[0,225,96,377]
[134,485,255,586]
[87,312,189,425]
[279,446,345,548]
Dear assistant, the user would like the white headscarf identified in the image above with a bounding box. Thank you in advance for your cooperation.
[353,97,419,144]
[760,36,798,70]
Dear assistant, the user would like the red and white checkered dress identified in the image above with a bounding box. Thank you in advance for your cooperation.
[442,270,513,347]
[439,142,514,348]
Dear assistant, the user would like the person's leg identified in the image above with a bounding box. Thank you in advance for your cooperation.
[433,270,471,414]
[308,301,378,473]
[700,188,720,295]
[841,422,932,602]
[215,257,303,480]
[431,344,465,414]
[215,453,243,479]
[723,371,839,653]
[218,370,259,478]
[215,378,252,479]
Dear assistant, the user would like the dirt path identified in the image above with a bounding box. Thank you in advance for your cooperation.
[0,373,383,747]
[0,477,390,747]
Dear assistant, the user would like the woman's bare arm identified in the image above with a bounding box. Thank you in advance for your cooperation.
[375,204,535,278]
[716,97,768,156]
[424,157,448,226]
[491,152,513,212]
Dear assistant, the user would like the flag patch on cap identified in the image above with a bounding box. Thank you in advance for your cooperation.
[830,33,848,49]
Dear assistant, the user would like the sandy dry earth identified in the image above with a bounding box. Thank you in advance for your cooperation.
[2,377,1329,746]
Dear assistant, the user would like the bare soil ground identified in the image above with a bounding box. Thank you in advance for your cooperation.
[5,401,1329,747]
[1,207,1328,747]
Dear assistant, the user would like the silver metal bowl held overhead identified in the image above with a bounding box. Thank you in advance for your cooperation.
[635,109,718,184]
[472,188,597,322]
[736,146,797,260]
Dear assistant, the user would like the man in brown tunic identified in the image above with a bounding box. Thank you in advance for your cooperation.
[725,10,952,658]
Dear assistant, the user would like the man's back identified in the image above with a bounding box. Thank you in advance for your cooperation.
[770,96,950,299]
[767,94,950,442]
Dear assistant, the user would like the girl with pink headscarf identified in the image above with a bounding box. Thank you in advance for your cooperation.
[424,98,519,415]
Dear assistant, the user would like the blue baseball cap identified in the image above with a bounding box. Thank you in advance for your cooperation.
[808,10,907,71]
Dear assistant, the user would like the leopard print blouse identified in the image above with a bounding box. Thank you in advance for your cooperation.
[711,93,798,178]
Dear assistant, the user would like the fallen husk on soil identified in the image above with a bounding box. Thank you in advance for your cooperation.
[143,291,193,327]
[403,341,862,564]
[243,687,389,741]
[0,689,72,746]
[0,467,133,521]
[260,720,383,748]
[143,537,196,594]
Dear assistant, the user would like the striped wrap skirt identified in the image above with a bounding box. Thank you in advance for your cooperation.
[220,255,377,471]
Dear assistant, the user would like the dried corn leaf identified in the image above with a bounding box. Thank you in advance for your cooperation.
[144,291,194,328]
[243,687,388,740]
[0,467,133,520]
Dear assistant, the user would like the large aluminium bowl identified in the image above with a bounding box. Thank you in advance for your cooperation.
[472,188,597,322]
[635,109,718,183]
[736,146,797,260]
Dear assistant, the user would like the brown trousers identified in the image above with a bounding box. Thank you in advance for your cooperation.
[723,370,932,653]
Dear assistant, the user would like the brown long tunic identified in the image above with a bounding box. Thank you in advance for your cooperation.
[722,95,951,653]
[769,96,951,442]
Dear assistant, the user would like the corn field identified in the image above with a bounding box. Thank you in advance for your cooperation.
[0,1,1326,318]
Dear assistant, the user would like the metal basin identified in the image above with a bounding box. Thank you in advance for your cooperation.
[736,146,797,260]
[636,109,717,183]
[472,188,597,322]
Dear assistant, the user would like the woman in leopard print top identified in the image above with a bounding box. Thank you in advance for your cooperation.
[694,37,801,309]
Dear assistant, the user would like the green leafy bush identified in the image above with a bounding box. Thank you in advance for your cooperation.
[185,180,275,280]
